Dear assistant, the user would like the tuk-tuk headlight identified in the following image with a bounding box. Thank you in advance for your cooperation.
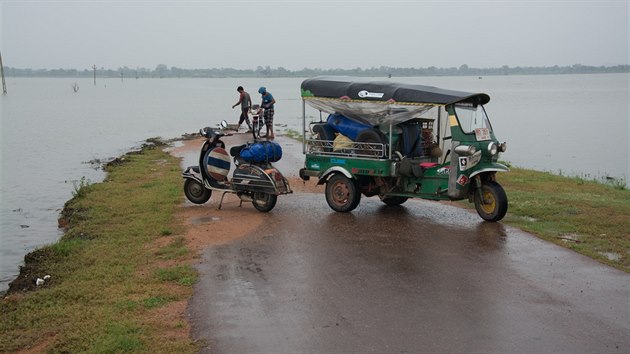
[487,142,498,156]
[499,142,507,152]
[454,145,477,156]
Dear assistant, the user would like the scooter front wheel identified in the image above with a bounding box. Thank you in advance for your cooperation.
[252,192,277,212]
[184,179,212,204]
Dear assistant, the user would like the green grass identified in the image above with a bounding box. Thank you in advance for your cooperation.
[0,143,198,353]
[495,167,630,271]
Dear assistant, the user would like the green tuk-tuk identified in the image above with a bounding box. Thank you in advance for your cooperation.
[299,76,509,222]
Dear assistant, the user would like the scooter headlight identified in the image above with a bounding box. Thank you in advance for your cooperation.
[487,142,498,156]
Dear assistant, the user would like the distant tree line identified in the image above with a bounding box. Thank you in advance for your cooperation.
[3,63,629,78]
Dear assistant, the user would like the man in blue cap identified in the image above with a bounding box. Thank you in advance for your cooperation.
[258,86,276,139]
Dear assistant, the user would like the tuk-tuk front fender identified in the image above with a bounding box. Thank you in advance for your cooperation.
[469,162,510,179]
[317,166,353,185]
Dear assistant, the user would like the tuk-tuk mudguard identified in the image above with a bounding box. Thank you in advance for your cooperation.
[469,163,510,179]
[448,159,509,199]
[316,166,353,184]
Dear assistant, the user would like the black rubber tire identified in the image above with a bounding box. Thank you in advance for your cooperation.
[325,174,361,212]
[312,123,335,141]
[474,181,508,222]
[184,179,211,204]
[252,192,277,212]
[382,196,409,206]
[355,129,385,156]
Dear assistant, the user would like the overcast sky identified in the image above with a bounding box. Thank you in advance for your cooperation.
[1,0,628,71]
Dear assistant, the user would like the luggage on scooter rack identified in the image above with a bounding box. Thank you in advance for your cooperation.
[239,140,283,163]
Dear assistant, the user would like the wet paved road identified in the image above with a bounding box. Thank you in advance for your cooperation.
[186,135,629,353]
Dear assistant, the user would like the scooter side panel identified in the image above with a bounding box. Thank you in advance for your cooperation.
[232,164,279,194]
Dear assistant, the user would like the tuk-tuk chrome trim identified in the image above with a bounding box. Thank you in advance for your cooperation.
[469,164,510,179]
[319,166,353,182]
[487,142,498,156]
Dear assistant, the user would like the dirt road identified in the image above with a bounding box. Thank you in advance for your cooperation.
[174,134,629,353]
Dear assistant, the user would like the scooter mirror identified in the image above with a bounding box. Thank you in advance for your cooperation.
[220,120,229,129]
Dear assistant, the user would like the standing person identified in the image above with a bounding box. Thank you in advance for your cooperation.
[232,86,252,132]
[258,86,276,139]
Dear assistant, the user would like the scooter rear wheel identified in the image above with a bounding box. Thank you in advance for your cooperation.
[252,192,277,212]
[184,179,212,204]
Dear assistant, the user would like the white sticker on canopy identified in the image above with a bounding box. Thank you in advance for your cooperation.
[358,90,384,99]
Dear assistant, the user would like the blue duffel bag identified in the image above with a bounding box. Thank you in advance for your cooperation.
[239,140,283,163]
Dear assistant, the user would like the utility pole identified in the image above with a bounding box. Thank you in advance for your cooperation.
[1,50,7,94]
[93,64,97,86]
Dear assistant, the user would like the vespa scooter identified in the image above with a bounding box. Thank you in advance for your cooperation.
[182,121,292,212]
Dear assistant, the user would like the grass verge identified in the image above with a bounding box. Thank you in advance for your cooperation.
[492,167,630,271]
[0,142,199,353]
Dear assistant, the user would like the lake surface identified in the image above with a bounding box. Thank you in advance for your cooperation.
[1,74,628,292]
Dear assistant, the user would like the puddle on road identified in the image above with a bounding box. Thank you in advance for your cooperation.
[191,216,222,225]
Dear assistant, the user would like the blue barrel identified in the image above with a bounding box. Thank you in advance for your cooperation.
[326,113,371,140]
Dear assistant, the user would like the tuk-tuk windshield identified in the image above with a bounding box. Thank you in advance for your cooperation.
[454,103,492,134]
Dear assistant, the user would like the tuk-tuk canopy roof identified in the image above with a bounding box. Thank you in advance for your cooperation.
[301,76,490,126]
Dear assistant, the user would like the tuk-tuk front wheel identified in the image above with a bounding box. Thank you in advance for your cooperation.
[474,181,508,222]
[325,174,361,212]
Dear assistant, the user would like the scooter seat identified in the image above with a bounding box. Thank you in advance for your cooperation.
[230,144,246,157]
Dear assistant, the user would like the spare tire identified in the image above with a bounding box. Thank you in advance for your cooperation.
[355,129,385,157]
[312,124,335,152]
[313,123,336,141]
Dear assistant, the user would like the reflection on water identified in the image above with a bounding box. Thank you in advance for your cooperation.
[1,74,628,292]
[473,222,508,251]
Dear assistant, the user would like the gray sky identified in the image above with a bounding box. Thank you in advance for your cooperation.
[1,0,628,70]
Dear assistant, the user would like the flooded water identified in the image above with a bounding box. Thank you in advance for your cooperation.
[1,74,628,292]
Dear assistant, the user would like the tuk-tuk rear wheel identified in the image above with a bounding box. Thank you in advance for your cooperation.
[474,181,508,222]
[325,174,361,212]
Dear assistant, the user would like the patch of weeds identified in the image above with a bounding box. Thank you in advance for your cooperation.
[72,176,92,198]
[92,320,144,353]
[143,296,173,309]
[49,238,86,258]
[604,176,628,190]
[115,300,139,312]
[156,237,188,260]
[285,129,304,142]
[143,137,167,149]
[161,228,173,236]
[155,265,197,286]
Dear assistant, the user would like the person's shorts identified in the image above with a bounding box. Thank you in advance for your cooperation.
[263,108,274,126]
